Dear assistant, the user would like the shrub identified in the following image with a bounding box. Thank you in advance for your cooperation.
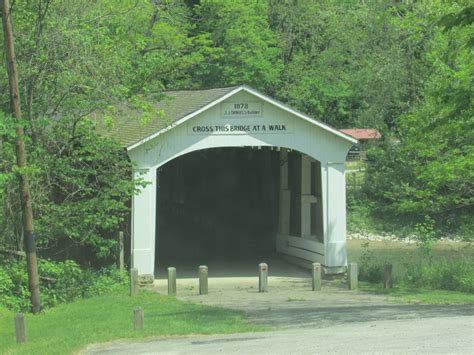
[358,241,473,293]
[0,262,30,311]
[0,259,128,312]
[404,259,474,293]
[357,242,384,283]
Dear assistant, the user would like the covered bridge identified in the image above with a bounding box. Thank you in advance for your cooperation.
[98,85,356,280]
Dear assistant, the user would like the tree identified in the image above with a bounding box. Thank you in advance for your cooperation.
[0,0,164,263]
[188,0,283,91]
[270,1,425,129]
[1,0,41,313]
[0,0,198,136]
[364,2,473,237]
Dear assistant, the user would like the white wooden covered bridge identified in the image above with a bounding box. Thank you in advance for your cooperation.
[98,85,356,280]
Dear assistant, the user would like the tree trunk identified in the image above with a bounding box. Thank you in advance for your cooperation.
[1,0,41,313]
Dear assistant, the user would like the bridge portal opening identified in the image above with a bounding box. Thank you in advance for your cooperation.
[154,146,325,277]
[156,147,280,270]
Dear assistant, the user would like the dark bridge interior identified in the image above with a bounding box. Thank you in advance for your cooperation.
[155,147,281,271]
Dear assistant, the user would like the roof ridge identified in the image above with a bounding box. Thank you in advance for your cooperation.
[163,86,241,94]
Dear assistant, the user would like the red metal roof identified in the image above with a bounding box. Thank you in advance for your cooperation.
[340,129,382,140]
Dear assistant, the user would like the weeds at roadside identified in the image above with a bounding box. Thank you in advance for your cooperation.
[355,241,474,294]
[404,258,474,293]
[359,282,474,305]
[358,241,385,284]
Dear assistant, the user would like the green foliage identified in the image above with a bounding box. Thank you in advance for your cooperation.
[270,1,422,128]
[364,2,474,237]
[0,117,142,260]
[1,0,170,261]
[357,242,384,283]
[404,259,474,293]
[0,258,128,312]
[347,196,374,233]
[191,0,283,91]
[353,241,474,293]
[414,217,436,261]
[0,261,30,311]
[439,5,474,47]
[0,0,198,121]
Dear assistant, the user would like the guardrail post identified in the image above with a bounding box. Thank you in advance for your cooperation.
[199,265,208,295]
[133,307,144,330]
[168,267,177,295]
[259,263,268,292]
[312,262,322,291]
[15,313,26,344]
[348,262,358,290]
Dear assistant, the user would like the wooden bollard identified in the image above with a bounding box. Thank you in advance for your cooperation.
[199,265,208,295]
[130,268,139,296]
[348,262,358,290]
[133,307,144,330]
[15,313,26,344]
[259,263,268,293]
[168,267,177,295]
[384,263,393,289]
[312,262,322,291]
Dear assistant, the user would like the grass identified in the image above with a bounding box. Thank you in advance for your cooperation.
[359,282,474,305]
[348,240,474,303]
[286,297,306,302]
[0,287,264,354]
[347,239,473,281]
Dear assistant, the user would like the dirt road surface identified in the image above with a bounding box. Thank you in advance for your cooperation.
[84,315,473,354]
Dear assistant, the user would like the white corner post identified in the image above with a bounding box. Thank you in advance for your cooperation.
[324,162,348,273]
[301,154,317,237]
[277,149,290,251]
[131,167,157,278]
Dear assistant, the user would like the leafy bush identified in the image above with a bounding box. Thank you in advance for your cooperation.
[357,242,384,283]
[0,262,30,311]
[0,117,143,264]
[0,259,128,312]
[357,242,474,293]
[404,259,474,293]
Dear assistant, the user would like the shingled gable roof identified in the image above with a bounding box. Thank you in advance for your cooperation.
[94,85,357,150]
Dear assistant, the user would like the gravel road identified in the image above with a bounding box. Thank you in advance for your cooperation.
[83,257,474,354]
[84,315,474,354]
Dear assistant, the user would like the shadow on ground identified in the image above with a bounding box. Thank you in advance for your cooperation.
[155,252,310,279]
[248,303,474,328]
